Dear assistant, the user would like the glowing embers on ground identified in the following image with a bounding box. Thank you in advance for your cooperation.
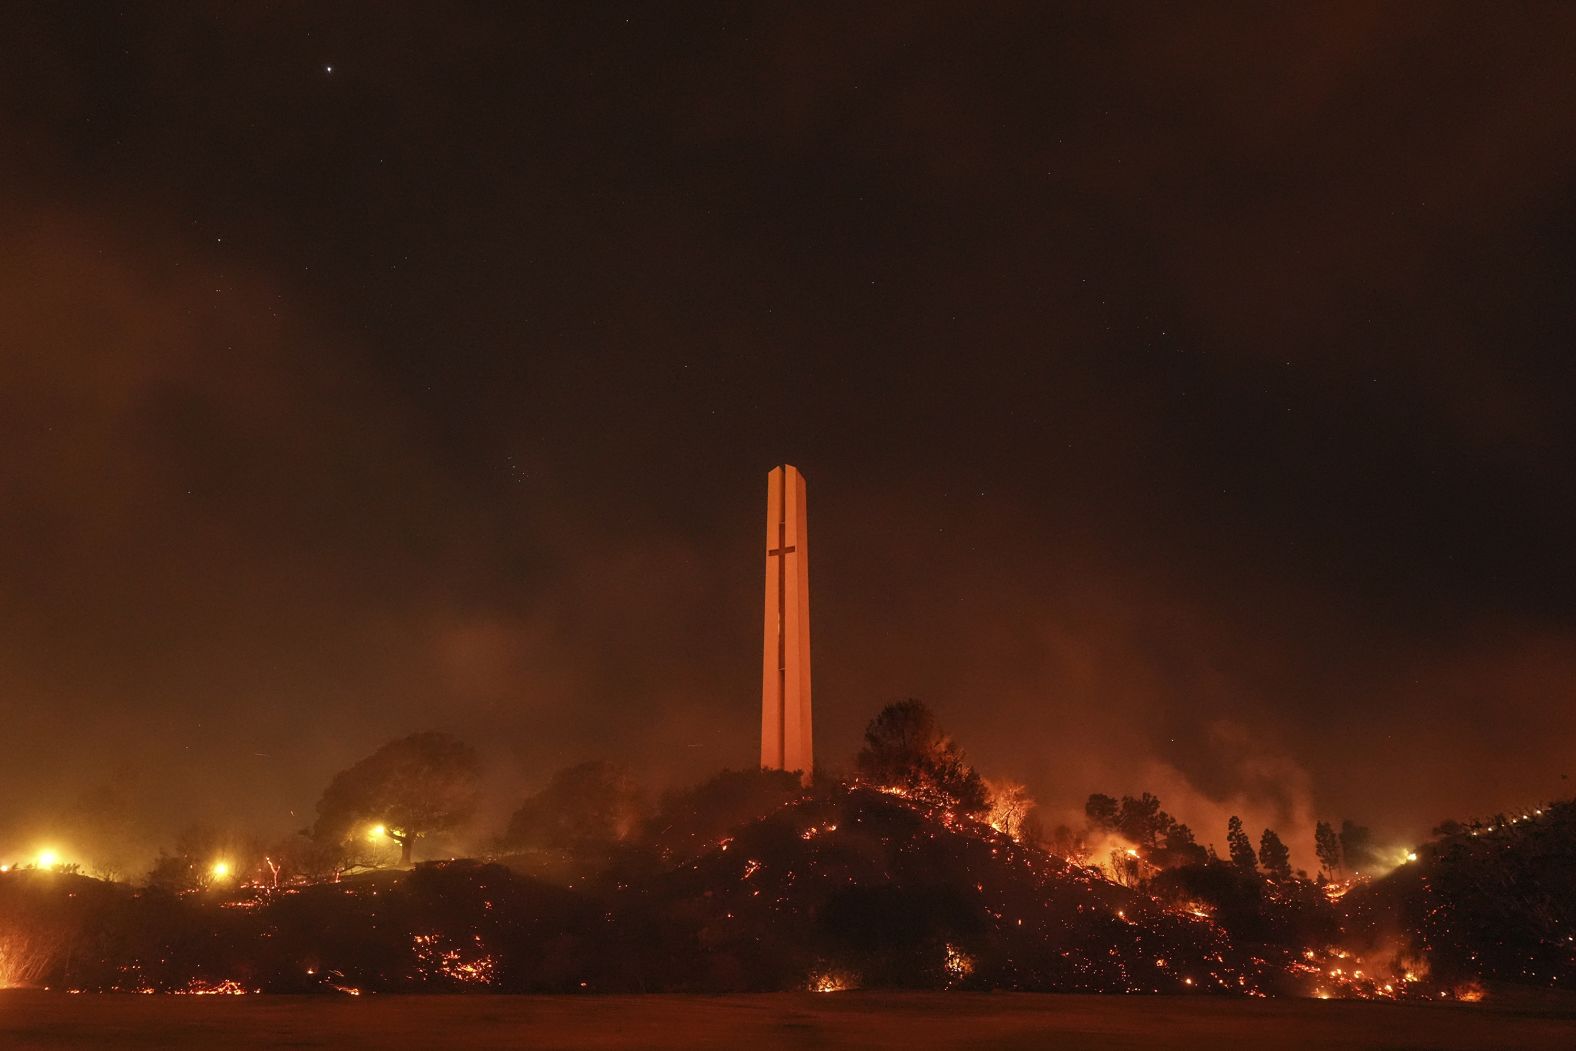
[1321,878,1359,902]
[1289,946,1483,1002]
[412,932,498,986]
[826,785,1495,1002]
[808,966,859,992]
[305,966,364,996]
[7,785,1551,998]
[176,978,251,995]
[943,944,975,983]
[818,787,1266,995]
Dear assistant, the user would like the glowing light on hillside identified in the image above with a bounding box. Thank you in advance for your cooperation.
[809,969,855,993]
[35,849,59,869]
[211,861,231,880]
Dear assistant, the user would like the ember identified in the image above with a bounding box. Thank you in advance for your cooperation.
[412,933,498,986]
[178,979,249,996]
[943,944,974,982]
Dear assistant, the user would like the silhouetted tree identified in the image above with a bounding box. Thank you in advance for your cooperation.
[312,731,481,864]
[1085,793,1120,830]
[1257,828,1292,879]
[855,700,989,816]
[1044,823,1086,860]
[146,824,252,894]
[1117,792,1166,847]
[1084,794,1204,869]
[263,830,364,885]
[1084,791,1204,868]
[645,767,806,859]
[1314,821,1342,877]
[1226,816,1257,872]
[1339,819,1379,873]
[506,761,649,852]
[1159,822,1209,867]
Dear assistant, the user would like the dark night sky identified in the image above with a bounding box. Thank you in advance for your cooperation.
[3,4,1575,868]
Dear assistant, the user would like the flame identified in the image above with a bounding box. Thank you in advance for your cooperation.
[1456,982,1486,1003]
[808,967,858,993]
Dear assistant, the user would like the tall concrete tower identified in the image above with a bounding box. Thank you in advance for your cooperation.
[761,464,812,785]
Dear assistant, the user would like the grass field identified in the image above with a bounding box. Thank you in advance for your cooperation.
[3,989,1574,1049]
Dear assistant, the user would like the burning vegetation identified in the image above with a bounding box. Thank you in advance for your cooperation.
[1,702,1571,999]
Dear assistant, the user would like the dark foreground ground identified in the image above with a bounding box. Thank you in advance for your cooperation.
[4,990,1576,1051]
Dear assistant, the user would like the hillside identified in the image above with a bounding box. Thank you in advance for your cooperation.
[2,788,1572,998]
[1339,798,1576,987]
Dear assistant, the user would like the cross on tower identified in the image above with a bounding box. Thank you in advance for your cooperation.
[761,465,812,785]
[769,518,796,735]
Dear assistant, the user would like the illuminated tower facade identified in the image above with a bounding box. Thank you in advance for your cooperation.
[761,464,813,785]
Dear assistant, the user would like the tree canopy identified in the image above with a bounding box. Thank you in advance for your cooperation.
[1257,828,1292,879]
[1083,791,1207,868]
[505,760,648,853]
[1339,820,1380,873]
[1314,820,1342,877]
[312,731,481,864]
[1226,816,1257,872]
[855,699,989,816]
[646,767,806,860]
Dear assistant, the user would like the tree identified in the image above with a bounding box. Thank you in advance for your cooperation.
[983,779,1036,840]
[263,830,365,886]
[1044,823,1086,861]
[1084,791,1203,868]
[646,768,806,859]
[1159,822,1209,868]
[312,731,481,864]
[1339,820,1379,873]
[146,824,254,894]
[1314,821,1342,877]
[1109,848,1143,888]
[855,700,989,816]
[1226,816,1257,872]
[505,761,649,852]
[1257,828,1292,879]
[1117,792,1166,848]
[1085,793,1120,830]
